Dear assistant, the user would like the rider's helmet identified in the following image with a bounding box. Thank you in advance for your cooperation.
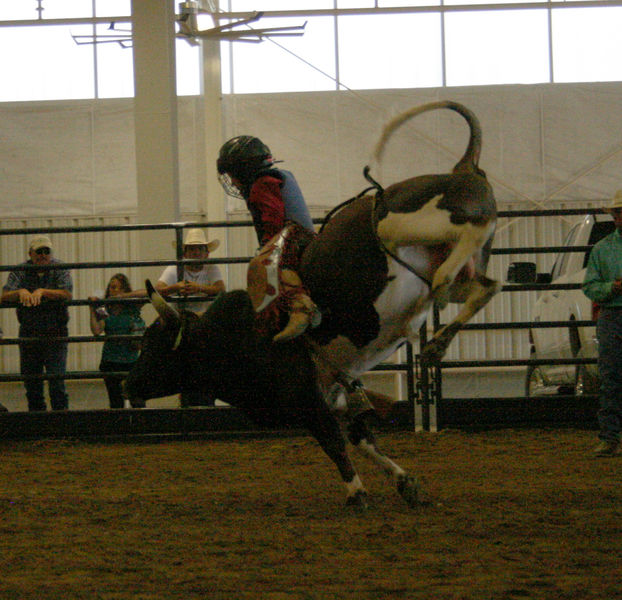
[216,135,275,199]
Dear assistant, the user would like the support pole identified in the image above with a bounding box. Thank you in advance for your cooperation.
[198,0,227,263]
[132,0,181,293]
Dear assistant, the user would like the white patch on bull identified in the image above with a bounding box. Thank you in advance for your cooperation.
[378,200,496,309]
[324,381,348,411]
[315,249,433,381]
[376,195,461,247]
[345,474,365,497]
[356,438,407,480]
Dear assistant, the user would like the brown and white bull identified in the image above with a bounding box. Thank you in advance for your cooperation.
[298,101,499,396]
[125,101,499,509]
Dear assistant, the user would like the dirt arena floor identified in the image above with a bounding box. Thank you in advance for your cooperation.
[0,428,620,600]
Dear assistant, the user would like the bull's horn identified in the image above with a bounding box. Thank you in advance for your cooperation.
[146,279,180,324]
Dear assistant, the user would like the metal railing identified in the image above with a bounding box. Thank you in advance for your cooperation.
[418,207,604,431]
[0,208,605,434]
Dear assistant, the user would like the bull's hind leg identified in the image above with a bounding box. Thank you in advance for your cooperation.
[422,273,500,364]
[431,222,495,309]
[347,414,419,508]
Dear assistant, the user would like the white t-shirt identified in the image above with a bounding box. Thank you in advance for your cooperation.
[158,264,223,314]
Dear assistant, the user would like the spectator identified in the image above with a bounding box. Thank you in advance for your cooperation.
[1,236,72,411]
[155,228,225,407]
[89,274,146,409]
[155,228,225,314]
[582,190,622,457]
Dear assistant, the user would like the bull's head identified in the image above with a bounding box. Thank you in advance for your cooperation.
[125,281,258,405]
[123,280,194,402]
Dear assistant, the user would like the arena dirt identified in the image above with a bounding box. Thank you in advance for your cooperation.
[0,428,620,599]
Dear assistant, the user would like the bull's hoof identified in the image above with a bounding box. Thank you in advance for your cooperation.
[397,474,420,508]
[432,281,451,310]
[345,490,369,511]
[420,341,444,366]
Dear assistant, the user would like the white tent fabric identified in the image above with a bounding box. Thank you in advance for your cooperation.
[223,83,622,213]
[0,82,621,218]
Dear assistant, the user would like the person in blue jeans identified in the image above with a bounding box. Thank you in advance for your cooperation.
[583,190,622,457]
[89,273,146,409]
[1,236,73,412]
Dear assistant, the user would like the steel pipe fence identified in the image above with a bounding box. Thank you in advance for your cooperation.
[0,219,417,432]
[419,207,606,431]
[0,208,604,435]
[0,221,253,399]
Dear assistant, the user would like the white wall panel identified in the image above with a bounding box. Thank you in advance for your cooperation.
[92,101,137,213]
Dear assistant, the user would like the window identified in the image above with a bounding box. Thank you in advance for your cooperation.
[552,7,622,83]
[337,13,443,90]
[0,26,95,101]
[176,40,201,96]
[445,10,550,86]
[226,17,336,93]
[1,2,621,100]
[94,28,134,99]
[231,0,333,9]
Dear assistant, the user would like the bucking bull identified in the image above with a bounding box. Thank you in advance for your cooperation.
[125,101,500,509]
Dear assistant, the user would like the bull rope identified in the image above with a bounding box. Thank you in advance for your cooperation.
[320,167,432,288]
[318,185,376,234]
[303,167,432,398]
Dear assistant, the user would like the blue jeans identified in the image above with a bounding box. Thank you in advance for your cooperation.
[100,359,133,409]
[596,308,622,442]
[19,331,69,411]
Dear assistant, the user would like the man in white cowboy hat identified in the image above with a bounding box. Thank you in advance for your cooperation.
[155,228,225,315]
[583,190,622,456]
[155,228,225,407]
[1,235,73,411]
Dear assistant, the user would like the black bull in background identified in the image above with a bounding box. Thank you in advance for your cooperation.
[125,101,500,508]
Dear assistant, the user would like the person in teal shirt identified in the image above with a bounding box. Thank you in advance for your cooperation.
[583,191,622,456]
[89,274,145,409]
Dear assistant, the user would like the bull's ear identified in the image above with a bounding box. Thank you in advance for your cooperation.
[146,279,180,324]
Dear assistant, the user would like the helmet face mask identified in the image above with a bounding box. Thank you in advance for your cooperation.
[217,135,274,197]
[218,172,244,200]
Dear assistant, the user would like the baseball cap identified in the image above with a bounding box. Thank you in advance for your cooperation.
[29,236,53,252]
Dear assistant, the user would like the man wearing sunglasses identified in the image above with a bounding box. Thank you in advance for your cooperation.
[1,236,73,411]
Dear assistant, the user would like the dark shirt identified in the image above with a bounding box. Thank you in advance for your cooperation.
[101,306,145,364]
[3,258,73,334]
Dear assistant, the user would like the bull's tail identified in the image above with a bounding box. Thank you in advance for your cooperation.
[370,100,483,174]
